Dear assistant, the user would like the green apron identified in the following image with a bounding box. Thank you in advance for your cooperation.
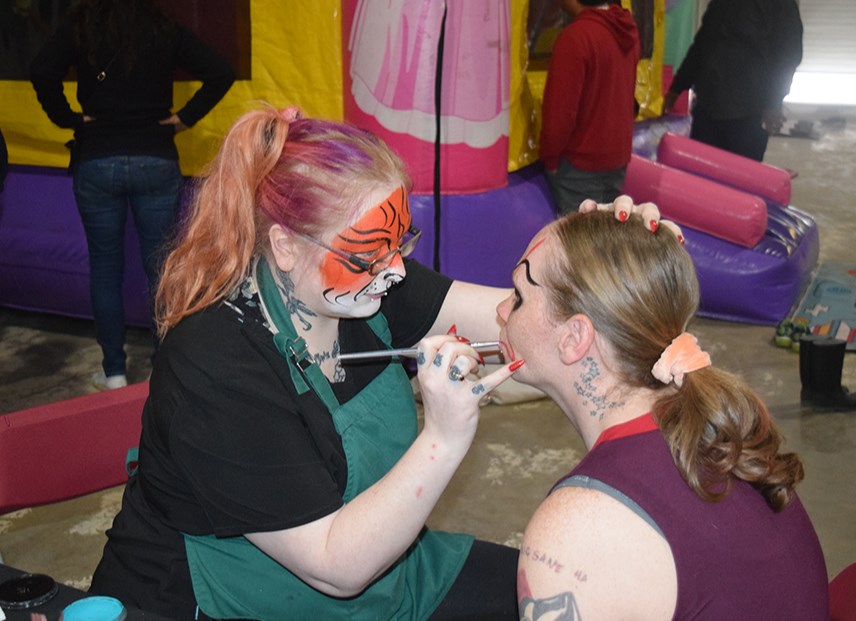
[183,257,472,620]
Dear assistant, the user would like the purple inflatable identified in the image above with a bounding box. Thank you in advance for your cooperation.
[1,121,818,327]
[0,166,152,327]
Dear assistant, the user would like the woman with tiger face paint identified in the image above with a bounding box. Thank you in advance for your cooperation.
[89,105,664,620]
[87,104,516,620]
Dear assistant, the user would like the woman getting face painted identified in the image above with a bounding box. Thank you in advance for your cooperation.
[491,209,827,621]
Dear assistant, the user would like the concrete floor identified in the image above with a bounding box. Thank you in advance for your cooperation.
[1,106,855,596]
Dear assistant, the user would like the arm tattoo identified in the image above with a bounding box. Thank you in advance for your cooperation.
[521,544,564,573]
[572,357,625,421]
[275,266,317,331]
[519,592,582,621]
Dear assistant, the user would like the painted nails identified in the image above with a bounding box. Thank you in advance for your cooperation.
[509,359,525,372]
[448,324,483,364]
[448,324,469,342]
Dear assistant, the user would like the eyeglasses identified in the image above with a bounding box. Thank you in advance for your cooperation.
[303,226,422,276]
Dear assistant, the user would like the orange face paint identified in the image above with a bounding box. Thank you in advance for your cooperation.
[320,186,411,292]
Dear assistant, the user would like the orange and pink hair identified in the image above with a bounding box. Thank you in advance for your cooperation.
[154,105,410,336]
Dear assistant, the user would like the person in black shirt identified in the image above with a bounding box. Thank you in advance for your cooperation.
[87,104,662,620]
[663,0,803,161]
[30,0,235,390]
[85,104,523,621]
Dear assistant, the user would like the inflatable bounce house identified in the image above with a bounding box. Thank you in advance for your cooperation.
[0,0,818,328]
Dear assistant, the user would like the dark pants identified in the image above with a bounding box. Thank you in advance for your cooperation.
[428,540,519,620]
[545,158,627,217]
[73,156,182,376]
[690,111,770,162]
[195,540,520,621]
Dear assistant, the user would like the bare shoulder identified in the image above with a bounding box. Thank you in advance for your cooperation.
[518,485,677,621]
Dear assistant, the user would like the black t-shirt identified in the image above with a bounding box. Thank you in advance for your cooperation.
[90,260,452,615]
[30,17,235,162]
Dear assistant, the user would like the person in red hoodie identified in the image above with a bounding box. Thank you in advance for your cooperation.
[540,0,640,215]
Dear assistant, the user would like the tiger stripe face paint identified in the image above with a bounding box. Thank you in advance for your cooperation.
[319,186,410,314]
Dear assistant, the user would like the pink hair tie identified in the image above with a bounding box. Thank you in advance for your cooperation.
[652,333,711,387]
[278,106,302,123]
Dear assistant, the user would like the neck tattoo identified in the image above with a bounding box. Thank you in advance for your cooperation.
[573,357,625,421]
[312,341,346,383]
[274,267,346,383]
[275,266,317,331]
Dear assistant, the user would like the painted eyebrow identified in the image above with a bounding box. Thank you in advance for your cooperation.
[337,231,393,246]
[515,259,540,287]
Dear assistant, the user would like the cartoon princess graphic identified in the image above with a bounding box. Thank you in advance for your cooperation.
[344,0,511,193]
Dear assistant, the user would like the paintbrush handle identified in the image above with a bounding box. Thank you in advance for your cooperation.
[337,341,501,362]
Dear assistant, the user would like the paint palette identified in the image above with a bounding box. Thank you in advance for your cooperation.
[0,573,58,609]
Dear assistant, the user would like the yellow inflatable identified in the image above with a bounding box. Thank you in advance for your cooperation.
[1,0,661,178]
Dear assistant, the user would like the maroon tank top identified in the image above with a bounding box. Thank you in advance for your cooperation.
[555,415,828,620]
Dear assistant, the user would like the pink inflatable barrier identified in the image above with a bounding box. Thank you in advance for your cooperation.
[622,154,768,248]
[0,381,148,514]
[657,133,792,206]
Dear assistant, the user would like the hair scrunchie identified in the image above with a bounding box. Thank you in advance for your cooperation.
[652,333,711,387]
[278,106,302,123]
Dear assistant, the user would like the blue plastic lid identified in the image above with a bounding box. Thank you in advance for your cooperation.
[62,596,127,621]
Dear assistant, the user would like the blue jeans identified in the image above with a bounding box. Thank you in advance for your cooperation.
[545,158,627,216]
[73,156,183,376]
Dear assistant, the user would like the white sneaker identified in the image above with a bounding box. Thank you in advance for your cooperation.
[93,370,128,391]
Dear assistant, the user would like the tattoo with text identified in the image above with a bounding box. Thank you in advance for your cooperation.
[417,351,426,365]
[433,354,443,367]
[313,341,345,382]
[472,384,486,395]
[521,544,564,573]
[573,357,625,421]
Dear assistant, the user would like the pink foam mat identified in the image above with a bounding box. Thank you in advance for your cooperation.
[0,381,148,515]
